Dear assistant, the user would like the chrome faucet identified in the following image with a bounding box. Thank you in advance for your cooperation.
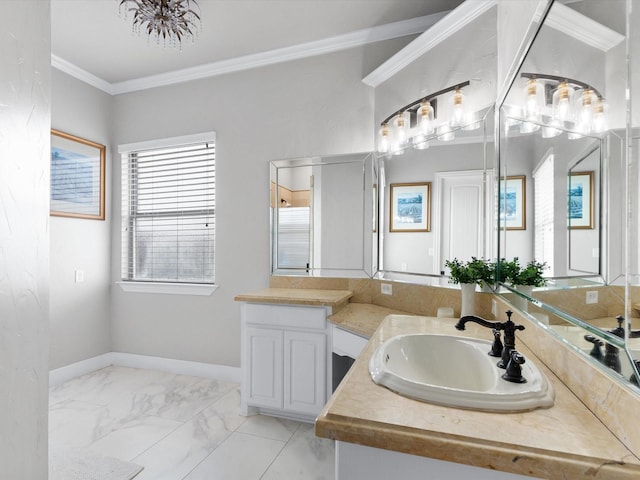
[455,310,525,370]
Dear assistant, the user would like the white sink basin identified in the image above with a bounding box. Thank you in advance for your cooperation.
[369,334,554,412]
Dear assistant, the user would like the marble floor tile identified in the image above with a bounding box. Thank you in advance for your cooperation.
[131,389,247,480]
[49,366,335,480]
[236,414,300,442]
[84,414,182,461]
[261,423,335,480]
[184,432,285,480]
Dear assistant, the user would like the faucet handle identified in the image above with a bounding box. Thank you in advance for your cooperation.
[489,329,503,357]
[502,350,527,384]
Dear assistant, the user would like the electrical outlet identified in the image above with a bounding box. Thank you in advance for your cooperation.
[400,263,407,272]
[586,291,598,304]
[491,299,498,316]
[381,283,392,295]
[75,270,85,283]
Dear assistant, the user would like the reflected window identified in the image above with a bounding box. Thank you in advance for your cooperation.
[534,152,554,276]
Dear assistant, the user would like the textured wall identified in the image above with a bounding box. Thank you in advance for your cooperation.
[0,1,51,477]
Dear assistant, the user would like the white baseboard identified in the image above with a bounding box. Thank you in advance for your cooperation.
[50,352,241,386]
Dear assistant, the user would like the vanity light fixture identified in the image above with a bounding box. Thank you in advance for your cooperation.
[119,0,201,49]
[377,81,479,155]
[513,73,608,138]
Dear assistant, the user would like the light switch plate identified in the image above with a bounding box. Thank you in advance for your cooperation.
[586,291,598,304]
[381,283,392,295]
[75,270,85,283]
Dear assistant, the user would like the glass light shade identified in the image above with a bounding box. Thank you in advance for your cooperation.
[552,81,574,124]
[378,124,390,153]
[438,124,455,142]
[592,99,608,133]
[541,118,562,138]
[412,134,429,150]
[449,89,465,127]
[575,89,597,134]
[523,78,543,123]
[520,121,540,134]
[393,112,409,147]
[418,101,435,135]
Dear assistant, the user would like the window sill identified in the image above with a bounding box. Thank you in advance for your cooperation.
[117,281,218,296]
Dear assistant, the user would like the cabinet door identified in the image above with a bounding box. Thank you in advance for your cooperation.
[283,331,326,415]
[245,326,284,409]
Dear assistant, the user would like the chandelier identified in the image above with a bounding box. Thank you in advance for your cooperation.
[119,0,201,48]
[378,81,480,156]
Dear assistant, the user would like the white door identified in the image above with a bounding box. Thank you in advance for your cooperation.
[283,330,326,415]
[245,326,284,409]
[435,170,494,273]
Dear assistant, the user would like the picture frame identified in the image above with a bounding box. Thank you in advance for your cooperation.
[389,182,431,232]
[499,175,526,230]
[568,171,594,229]
[50,129,106,220]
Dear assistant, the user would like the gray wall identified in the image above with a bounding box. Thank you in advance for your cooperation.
[109,40,408,367]
[50,69,113,369]
[0,1,50,476]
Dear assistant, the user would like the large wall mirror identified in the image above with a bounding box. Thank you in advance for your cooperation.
[497,0,640,390]
[373,1,498,284]
[270,152,377,278]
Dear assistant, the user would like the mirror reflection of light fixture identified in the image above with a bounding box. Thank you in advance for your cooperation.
[507,73,608,139]
[377,81,480,155]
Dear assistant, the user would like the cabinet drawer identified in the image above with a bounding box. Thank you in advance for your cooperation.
[332,325,368,358]
[244,303,327,329]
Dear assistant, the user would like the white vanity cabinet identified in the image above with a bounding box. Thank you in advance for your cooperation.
[241,302,331,421]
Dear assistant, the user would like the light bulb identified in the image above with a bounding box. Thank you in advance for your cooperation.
[419,100,434,135]
[412,134,429,150]
[393,112,408,147]
[450,89,465,127]
[575,89,595,134]
[378,124,390,153]
[552,81,573,124]
[593,99,607,133]
[523,78,542,122]
[438,124,455,142]
[542,118,562,138]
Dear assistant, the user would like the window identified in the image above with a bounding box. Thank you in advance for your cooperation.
[119,133,215,286]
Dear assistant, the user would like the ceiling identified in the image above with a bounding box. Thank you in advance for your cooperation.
[51,0,463,94]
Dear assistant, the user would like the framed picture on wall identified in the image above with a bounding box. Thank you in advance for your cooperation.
[50,129,106,220]
[499,175,526,230]
[568,171,594,229]
[389,182,431,232]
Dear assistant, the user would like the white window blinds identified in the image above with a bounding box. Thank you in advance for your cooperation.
[120,134,215,284]
[534,153,554,276]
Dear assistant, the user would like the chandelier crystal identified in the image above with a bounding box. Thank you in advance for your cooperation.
[120,0,201,48]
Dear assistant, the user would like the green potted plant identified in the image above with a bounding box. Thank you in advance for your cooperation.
[445,257,492,286]
[507,258,548,288]
[445,257,493,316]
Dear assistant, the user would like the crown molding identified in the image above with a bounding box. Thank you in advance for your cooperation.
[52,13,451,96]
[545,3,624,52]
[51,55,115,95]
[362,0,497,88]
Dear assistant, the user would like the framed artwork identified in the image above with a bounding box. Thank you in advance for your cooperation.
[51,129,106,220]
[568,171,594,229]
[389,182,431,232]
[500,175,526,230]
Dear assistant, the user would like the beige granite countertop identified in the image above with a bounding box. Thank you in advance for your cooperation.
[328,302,412,337]
[234,288,353,308]
[316,314,640,479]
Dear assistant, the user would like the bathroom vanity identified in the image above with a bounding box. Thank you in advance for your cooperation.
[315,313,640,479]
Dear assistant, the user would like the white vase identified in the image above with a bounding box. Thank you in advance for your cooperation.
[513,285,534,312]
[460,283,477,317]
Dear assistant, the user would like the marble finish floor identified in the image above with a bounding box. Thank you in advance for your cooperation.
[49,366,335,479]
